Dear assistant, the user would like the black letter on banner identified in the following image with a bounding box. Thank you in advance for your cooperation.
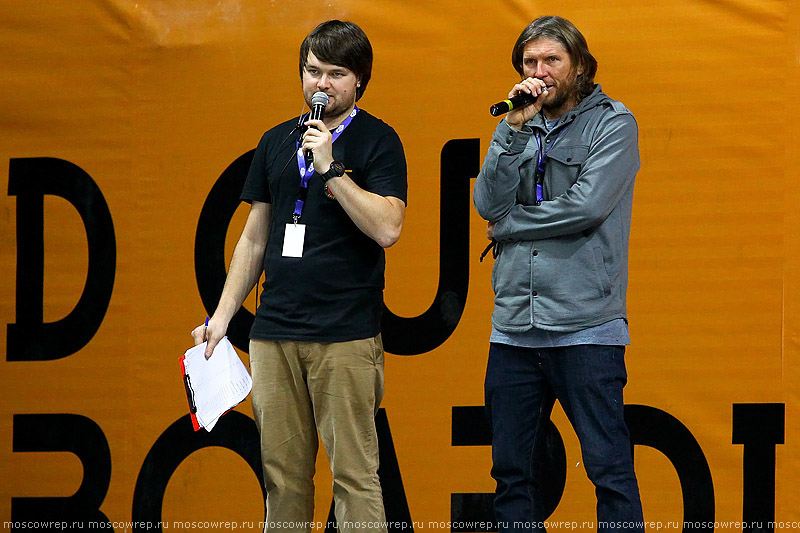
[325,408,414,532]
[450,406,566,532]
[132,412,264,532]
[7,157,115,361]
[381,139,479,356]
[625,405,715,532]
[194,151,255,353]
[12,414,112,528]
[733,403,784,533]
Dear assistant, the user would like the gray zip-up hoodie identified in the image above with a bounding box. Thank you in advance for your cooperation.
[474,85,639,333]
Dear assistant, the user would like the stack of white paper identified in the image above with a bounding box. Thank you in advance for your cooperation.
[181,336,253,431]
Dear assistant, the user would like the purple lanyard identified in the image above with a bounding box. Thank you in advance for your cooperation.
[533,124,568,204]
[293,106,359,222]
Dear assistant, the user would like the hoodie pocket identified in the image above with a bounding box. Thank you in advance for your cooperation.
[593,247,612,297]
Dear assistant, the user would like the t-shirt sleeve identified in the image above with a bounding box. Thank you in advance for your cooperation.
[363,126,408,204]
[240,131,273,204]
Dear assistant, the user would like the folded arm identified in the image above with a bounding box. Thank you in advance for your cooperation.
[490,114,639,242]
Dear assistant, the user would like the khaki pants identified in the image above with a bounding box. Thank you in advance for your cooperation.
[249,335,387,533]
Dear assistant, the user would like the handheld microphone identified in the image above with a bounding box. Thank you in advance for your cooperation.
[310,91,329,122]
[306,91,329,164]
[489,92,538,117]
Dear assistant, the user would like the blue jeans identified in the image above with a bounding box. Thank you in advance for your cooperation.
[484,343,644,533]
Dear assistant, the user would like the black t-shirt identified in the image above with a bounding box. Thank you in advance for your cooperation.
[240,109,407,343]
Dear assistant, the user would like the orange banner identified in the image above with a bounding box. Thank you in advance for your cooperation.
[1,1,799,532]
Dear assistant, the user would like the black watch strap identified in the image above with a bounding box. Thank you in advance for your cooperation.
[320,160,346,183]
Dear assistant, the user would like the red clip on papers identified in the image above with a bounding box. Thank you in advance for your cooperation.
[179,336,253,432]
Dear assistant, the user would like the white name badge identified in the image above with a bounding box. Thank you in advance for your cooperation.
[282,223,306,258]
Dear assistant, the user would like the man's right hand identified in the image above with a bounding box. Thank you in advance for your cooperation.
[505,77,548,130]
[191,316,228,359]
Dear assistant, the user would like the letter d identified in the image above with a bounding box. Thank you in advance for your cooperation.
[7,157,115,360]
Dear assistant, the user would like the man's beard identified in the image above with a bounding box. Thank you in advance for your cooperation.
[542,75,581,114]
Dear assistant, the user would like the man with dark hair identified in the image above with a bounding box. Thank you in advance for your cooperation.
[192,19,406,533]
[474,15,644,532]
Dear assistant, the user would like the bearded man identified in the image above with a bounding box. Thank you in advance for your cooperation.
[474,15,645,533]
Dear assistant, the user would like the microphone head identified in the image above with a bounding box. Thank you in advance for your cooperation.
[311,91,329,107]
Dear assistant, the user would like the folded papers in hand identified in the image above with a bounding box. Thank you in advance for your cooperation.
[179,336,252,432]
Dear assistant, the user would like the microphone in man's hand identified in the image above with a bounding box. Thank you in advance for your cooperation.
[306,91,329,163]
[489,92,539,117]
[310,91,329,122]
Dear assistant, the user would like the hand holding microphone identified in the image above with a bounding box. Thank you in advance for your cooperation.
[302,91,335,172]
[490,78,549,128]
[304,91,329,164]
[490,92,539,116]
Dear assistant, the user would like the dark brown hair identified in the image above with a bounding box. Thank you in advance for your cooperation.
[299,20,373,101]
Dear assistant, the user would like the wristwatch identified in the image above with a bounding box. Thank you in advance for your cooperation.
[320,160,346,183]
